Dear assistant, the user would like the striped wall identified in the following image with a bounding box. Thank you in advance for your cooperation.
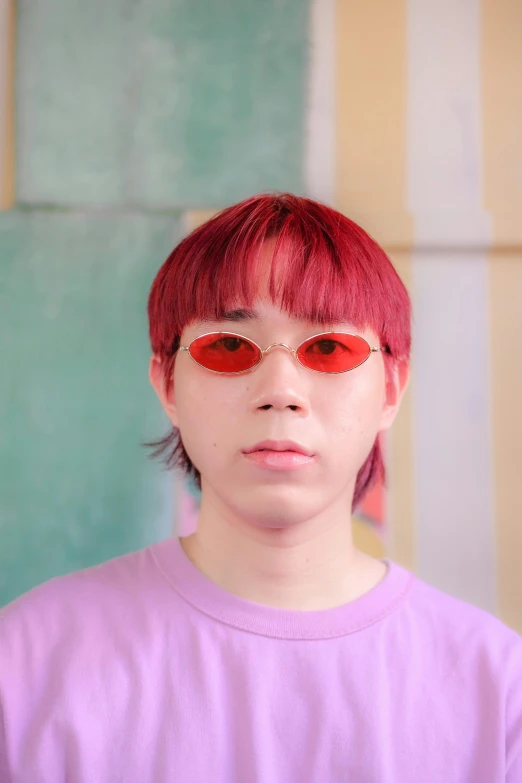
[1,0,521,630]
[330,0,521,630]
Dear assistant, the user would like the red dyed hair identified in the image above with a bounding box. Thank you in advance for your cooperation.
[145,193,411,510]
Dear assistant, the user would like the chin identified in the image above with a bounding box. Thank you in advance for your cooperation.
[231,488,325,529]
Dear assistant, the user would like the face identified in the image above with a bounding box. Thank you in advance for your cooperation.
[149,251,408,532]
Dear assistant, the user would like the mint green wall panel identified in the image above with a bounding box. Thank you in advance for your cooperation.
[0,210,179,606]
[17,0,309,207]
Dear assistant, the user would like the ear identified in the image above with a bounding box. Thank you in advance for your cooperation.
[148,354,180,428]
[378,357,410,432]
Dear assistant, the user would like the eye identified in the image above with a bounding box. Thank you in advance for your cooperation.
[211,336,252,353]
[305,338,350,355]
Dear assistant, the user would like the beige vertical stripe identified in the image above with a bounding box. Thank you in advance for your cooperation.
[335,0,412,247]
[481,0,522,247]
[335,0,415,570]
[482,0,522,633]
[385,252,416,571]
[0,0,15,210]
[486,258,522,633]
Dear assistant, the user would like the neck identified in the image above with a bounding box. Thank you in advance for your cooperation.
[179,490,386,611]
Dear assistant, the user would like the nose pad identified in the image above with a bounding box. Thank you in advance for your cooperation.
[258,343,303,377]
[263,343,296,356]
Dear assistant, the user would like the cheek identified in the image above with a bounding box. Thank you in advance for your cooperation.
[177,372,241,418]
[173,371,241,455]
[325,371,385,442]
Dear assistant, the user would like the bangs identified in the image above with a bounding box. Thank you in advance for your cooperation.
[148,193,411,360]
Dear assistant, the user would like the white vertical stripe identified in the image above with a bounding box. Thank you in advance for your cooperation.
[410,255,496,611]
[0,0,10,202]
[304,0,335,205]
[407,0,491,246]
[407,0,497,612]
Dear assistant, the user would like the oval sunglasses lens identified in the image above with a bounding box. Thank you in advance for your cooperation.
[190,333,261,372]
[297,333,371,372]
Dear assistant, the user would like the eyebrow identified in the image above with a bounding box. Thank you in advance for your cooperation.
[199,308,260,324]
[198,308,357,331]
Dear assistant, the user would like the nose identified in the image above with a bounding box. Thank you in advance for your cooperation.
[249,343,310,413]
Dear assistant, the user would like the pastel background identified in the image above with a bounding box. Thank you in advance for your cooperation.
[0,0,520,635]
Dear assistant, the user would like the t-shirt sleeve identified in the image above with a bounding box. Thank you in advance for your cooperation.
[505,629,522,781]
[0,590,43,783]
[0,606,13,782]
[0,699,11,782]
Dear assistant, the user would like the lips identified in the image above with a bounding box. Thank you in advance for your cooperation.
[243,449,314,470]
[243,439,314,457]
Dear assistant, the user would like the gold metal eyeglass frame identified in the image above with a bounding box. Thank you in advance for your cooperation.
[178,330,386,375]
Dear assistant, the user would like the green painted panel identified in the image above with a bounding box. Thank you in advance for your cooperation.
[17,0,309,207]
[0,209,179,606]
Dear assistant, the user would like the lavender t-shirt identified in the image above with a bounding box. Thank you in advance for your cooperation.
[1,535,521,782]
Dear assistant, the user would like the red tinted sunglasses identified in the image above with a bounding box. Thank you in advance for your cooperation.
[179,331,385,375]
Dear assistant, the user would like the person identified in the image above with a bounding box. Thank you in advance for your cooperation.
[0,193,520,782]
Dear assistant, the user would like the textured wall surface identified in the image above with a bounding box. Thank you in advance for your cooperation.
[0,210,179,604]
[0,0,309,607]
[333,0,522,632]
[16,0,307,207]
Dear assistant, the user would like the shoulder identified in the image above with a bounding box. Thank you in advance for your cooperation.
[389,561,522,701]
[0,540,178,775]
[0,540,169,661]
[401,566,522,769]
[404,568,522,655]
[393,562,522,674]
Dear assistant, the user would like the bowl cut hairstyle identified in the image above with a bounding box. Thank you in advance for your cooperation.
[145,192,411,510]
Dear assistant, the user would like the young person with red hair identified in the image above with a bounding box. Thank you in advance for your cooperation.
[1,193,521,781]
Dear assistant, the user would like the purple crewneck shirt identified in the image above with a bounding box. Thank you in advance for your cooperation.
[0,535,521,782]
